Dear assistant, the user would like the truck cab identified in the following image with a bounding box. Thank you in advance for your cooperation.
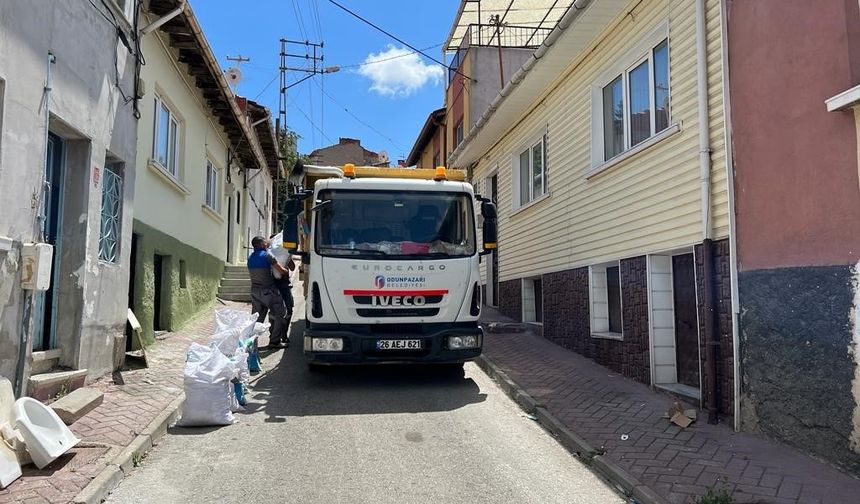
[283,164,497,368]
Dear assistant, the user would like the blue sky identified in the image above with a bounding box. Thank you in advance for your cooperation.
[189,0,459,162]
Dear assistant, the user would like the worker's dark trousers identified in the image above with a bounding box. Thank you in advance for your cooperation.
[250,286,288,345]
[275,278,294,326]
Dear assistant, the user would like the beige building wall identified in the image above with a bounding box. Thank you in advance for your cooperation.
[134,32,242,262]
[470,0,728,282]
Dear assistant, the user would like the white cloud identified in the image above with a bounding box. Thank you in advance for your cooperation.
[357,45,445,97]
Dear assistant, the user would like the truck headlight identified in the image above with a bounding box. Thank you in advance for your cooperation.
[312,338,344,352]
[447,335,480,350]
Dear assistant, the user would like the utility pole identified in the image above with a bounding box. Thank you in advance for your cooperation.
[275,39,339,223]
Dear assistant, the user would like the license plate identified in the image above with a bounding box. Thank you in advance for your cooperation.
[376,339,421,350]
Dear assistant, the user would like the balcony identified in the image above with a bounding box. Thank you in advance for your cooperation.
[448,23,554,83]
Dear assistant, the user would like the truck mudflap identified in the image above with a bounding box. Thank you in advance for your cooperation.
[303,323,482,364]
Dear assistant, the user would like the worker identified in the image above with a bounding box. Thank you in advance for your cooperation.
[247,236,295,349]
[268,233,295,326]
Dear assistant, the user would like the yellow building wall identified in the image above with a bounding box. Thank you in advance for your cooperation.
[470,0,728,282]
[134,33,241,261]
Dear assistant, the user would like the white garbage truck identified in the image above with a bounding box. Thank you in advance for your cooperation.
[282,163,498,369]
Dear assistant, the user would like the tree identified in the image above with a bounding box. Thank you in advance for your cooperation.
[275,127,309,230]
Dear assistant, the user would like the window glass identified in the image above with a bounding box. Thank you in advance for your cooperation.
[168,118,179,175]
[653,40,670,133]
[629,60,651,146]
[156,101,170,166]
[603,77,624,160]
[316,190,476,258]
[606,265,622,333]
[531,140,543,199]
[519,149,530,205]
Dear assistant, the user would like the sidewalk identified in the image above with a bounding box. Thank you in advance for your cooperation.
[0,300,248,504]
[479,307,860,504]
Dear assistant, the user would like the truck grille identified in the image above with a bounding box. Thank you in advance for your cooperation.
[356,308,439,318]
[352,295,444,305]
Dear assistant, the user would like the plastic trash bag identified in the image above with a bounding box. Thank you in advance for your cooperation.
[177,344,236,427]
[268,232,295,280]
[211,310,258,357]
[214,310,258,339]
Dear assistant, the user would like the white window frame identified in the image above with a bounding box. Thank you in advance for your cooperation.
[204,160,220,212]
[590,21,671,171]
[512,127,549,209]
[454,120,464,147]
[152,94,181,178]
[521,276,543,324]
[589,261,623,339]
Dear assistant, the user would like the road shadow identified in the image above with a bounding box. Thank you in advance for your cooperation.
[242,319,488,421]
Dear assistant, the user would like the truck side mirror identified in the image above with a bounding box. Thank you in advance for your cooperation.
[282,199,301,255]
[480,201,497,255]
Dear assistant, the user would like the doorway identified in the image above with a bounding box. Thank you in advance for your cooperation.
[672,254,700,388]
[126,233,139,349]
[485,174,499,307]
[153,254,166,331]
[226,195,234,263]
[32,132,66,351]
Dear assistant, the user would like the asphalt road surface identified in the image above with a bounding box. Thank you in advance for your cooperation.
[106,315,623,503]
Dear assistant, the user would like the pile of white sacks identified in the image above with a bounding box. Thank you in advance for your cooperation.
[176,310,269,427]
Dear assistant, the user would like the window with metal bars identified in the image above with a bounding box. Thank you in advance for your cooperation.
[99,163,123,263]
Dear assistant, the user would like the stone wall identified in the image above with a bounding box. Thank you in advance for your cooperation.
[543,268,591,356]
[694,239,734,418]
[498,279,522,322]
[739,264,860,475]
[540,256,650,385]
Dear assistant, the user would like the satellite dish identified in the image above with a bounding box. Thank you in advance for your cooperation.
[225,67,243,87]
[378,150,389,163]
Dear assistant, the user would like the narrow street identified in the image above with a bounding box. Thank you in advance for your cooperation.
[104,314,622,503]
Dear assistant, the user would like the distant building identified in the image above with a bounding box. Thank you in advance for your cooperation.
[308,138,389,167]
[406,108,446,168]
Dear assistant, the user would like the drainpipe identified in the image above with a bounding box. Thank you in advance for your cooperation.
[719,0,741,431]
[696,0,719,425]
[140,0,187,36]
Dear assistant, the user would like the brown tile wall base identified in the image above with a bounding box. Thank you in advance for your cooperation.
[498,279,522,321]
[539,256,650,385]
[694,239,734,418]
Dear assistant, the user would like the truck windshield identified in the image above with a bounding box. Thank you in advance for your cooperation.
[315,189,476,258]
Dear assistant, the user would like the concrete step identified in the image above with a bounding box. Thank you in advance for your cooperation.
[220,278,250,287]
[223,265,249,273]
[218,293,252,302]
[223,271,249,279]
[50,387,104,425]
[218,285,250,295]
[30,349,61,375]
[28,369,88,402]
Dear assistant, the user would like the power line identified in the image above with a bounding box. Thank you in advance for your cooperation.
[308,76,406,153]
[291,0,309,41]
[293,100,334,146]
[338,42,445,69]
[326,0,471,81]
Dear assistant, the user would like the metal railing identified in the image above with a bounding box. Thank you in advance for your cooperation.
[448,24,554,82]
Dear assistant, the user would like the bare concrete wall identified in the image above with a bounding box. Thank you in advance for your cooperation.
[469,47,535,130]
[0,1,138,386]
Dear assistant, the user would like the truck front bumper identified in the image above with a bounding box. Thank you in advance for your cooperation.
[303,323,482,365]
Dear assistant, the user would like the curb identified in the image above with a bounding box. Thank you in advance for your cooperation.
[475,354,669,504]
[71,393,185,504]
